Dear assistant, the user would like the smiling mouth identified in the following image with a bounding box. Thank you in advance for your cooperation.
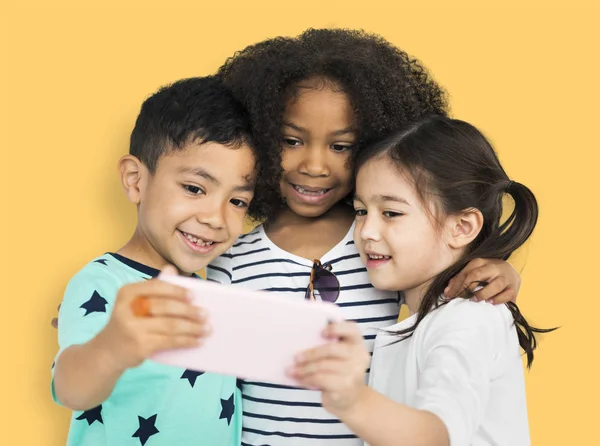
[179,230,217,247]
[292,184,332,196]
[367,254,391,260]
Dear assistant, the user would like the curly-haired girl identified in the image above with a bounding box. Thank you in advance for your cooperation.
[208,28,523,446]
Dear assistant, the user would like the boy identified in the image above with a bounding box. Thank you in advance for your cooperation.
[52,76,267,445]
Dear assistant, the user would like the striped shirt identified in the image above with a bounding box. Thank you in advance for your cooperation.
[207,223,400,446]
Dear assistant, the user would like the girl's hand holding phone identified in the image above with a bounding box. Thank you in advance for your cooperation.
[288,321,370,416]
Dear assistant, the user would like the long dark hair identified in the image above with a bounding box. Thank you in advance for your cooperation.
[356,115,555,367]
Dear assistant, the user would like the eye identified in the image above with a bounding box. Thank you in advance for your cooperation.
[383,210,403,218]
[331,143,354,153]
[283,138,303,148]
[230,198,249,208]
[183,185,204,195]
[354,208,367,217]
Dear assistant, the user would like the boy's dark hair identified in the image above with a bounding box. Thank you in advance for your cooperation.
[355,115,556,367]
[217,28,449,219]
[129,76,271,220]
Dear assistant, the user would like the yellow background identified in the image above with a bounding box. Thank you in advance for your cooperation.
[2,1,598,444]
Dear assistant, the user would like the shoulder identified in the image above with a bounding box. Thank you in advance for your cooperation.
[429,298,510,329]
[57,255,136,346]
[67,255,120,287]
[215,226,265,260]
[230,225,264,251]
[419,299,514,351]
[64,254,140,303]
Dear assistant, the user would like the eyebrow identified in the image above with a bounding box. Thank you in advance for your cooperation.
[234,179,255,193]
[353,194,410,206]
[178,166,220,185]
[283,121,356,137]
[178,167,254,193]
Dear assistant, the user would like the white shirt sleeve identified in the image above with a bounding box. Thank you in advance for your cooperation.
[414,300,508,446]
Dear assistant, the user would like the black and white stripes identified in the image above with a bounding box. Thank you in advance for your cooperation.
[207,224,400,446]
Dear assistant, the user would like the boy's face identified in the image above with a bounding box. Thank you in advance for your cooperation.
[125,141,256,274]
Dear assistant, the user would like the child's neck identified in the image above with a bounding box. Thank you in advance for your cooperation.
[117,227,193,276]
[265,202,355,261]
[403,260,459,316]
[403,284,430,316]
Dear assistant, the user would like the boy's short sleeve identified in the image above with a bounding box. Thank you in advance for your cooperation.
[57,263,118,351]
[206,249,234,285]
[52,262,120,402]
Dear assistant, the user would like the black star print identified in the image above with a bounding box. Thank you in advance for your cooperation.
[219,393,235,426]
[80,290,108,316]
[181,369,204,387]
[93,259,108,265]
[132,414,159,445]
[76,405,103,425]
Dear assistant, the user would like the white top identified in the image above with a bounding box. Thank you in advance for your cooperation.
[207,223,400,446]
[369,298,530,446]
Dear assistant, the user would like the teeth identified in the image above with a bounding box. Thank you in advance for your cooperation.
[368,254,390,260]
[184,232,214,247]
[294,185,328,196]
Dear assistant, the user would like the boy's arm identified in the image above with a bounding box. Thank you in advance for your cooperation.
[53,331,126,410]
[53,268,207,411]
[52,266,119,410]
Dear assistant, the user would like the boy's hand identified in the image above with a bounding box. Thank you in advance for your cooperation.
[444,258,521,304]
[96,267,209,371]
[287,322,369,417]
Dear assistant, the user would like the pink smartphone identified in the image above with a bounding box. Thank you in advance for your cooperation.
[151,275,344,387]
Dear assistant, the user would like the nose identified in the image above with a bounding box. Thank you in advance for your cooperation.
[298,144,330,177]
[357,212,381,243]
[196,196,226,230]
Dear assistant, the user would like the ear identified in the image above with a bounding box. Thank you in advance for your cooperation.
[446,208,484,249]
[118,155,147,204]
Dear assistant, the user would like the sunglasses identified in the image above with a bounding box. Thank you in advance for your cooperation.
[304,259,340,303]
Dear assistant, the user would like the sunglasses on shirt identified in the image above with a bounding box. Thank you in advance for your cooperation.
[304,259,340,303]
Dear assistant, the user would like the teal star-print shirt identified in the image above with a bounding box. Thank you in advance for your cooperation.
[51,253,241,446]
